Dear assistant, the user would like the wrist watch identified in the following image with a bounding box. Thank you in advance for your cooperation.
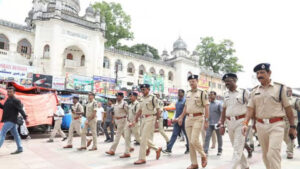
[290,125,296,129]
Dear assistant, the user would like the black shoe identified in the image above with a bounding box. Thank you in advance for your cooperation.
[104,139,110,142]
[47,139,54,143]
[134,142,140,146]
[108,140,113,143]
[250,144,254,151]
[11,150,23,155]
[162,149,172,154]
[62,137,67,141]
[184,149,189,154]
[217,152,222,156]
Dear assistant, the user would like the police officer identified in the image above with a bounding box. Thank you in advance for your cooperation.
[64,96,91,148]
[106,92,128,155]
[219,73,250,169]
[178,75,209,169]
[242,63,297,169]
[120,92,141,158]
[154,92,170,145]
[129,84,162,165]
[78,92,98,151]
[283,87,300,159]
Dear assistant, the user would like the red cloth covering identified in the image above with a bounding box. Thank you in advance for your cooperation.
[0,87,58,130]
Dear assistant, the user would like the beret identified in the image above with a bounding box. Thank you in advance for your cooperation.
[222,73,238,81]
[253,63,270,72]
[140,84,150,89]
[187,74,198,81]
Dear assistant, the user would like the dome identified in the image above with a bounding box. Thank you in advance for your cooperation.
[144,47,154,58]
[45,0,81,15]
[173,37,187,51]
[162,49,169,56]
[86,4,95,15]
[61,0,80,15]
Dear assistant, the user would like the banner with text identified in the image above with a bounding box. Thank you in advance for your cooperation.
[0,61,34,87]
[93,76,117,96]
[66,74,93,92]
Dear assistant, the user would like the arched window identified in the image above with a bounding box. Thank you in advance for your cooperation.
[127,62,135,74]
[67,53,73,60]
[159,69,165,77]
[103,56,110,69]
[0,34,9,50]
[17,39,32,56]
[115,59,123,71]
[149,67,156,75]
[81,55,85,66]
[139,65,146,75]
[43,44,50,58]
[168,71,174,81]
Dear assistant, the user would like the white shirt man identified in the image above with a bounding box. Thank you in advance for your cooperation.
[48,105,67,142]
[96,103,105,135]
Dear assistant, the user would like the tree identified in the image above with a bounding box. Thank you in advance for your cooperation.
[195,37,243,73]
[93,1,134,48]
[129,44,160,59]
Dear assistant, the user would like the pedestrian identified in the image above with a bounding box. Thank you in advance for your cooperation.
[163,89,189,154]
[105,92,128,155]
[297,110,300,148]
[283,87,300,159]
[120,92,141,158]
[0,87,28,154]
[96,102,104,136]
[178,74,209,169]
[203,91,223,156]
[129,84,162,165]
[242,63,297,169]
[154,93,170,146]
[63,96,92,149]
[78,92,98,151]
[47,102,67,142]
[163,109,168,129]
[103,99,114,143]
[219,73,250,169]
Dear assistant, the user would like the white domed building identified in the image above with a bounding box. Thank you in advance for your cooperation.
[0,0,225,97]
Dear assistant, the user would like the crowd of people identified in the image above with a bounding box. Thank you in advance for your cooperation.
[0,63,300,169]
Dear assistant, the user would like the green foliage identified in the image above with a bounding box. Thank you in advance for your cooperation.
[195,37,243,73]
[129,44,160,59]
[93,1,134,48]
[117,44,160,60]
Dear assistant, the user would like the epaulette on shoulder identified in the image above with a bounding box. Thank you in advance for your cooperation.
[252,85,259,90]
[274,82,284,86]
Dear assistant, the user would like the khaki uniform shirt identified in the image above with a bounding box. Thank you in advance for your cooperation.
[86,99,97,119]
[128,100,140,122]
[71,102,84,119]
[185,88,209,114]
[288,97,299,118]
[140,94,159,115]
[248,82,290,119]
[113,100,128,117]
[224,88,249,117]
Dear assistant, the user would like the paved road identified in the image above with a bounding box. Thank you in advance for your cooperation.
[0,131,299,169]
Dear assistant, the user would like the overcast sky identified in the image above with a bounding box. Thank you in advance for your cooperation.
[0,0,299,88]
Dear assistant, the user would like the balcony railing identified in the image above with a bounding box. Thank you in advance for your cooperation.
[0,49,8,56]
[64,59,82,68]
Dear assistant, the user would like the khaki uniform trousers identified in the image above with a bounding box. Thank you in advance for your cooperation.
[50,119,66,139]
[185,116,206,165]
[67,119,81,145]
[227,119,249,169]
[283,118,298,156]
[124,123,141,154]
[256,121,285,169]
[138,116,159,160]
[110,118,126,152]
[81,118,97,149]
[149,118,170,142]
